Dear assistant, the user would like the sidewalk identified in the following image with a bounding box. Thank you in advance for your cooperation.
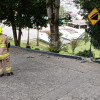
[0,47,100,100]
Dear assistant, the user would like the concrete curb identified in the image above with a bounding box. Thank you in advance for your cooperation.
[11,46,100,63]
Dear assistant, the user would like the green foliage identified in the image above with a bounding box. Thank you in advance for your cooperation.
[0,0,47,28]
[49,41,62,53]
[74,0,100,49]
[49,46,61,53]
[48,32,62,53]
[70,39,78,54]
[77,50,93,58]
[0,0,47,46]
[61,44,68,52]
[9,39,100,58]
[82,33,90,44]
[34,48,40,50]
[59,6,67,18]
[59,6,71,25]
[92,22,100,49]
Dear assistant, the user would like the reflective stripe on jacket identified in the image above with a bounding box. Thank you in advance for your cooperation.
[0,34,10,60]
[0,44,6,47]
[0,52,10,59]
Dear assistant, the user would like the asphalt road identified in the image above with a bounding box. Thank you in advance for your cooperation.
[0,47,100,100]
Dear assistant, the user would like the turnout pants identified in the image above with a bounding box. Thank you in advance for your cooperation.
[0,56,12,74]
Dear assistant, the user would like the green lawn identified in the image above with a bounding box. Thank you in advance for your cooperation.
[60,40,100,59]
[10,40,49,51]
[10,40,100,59]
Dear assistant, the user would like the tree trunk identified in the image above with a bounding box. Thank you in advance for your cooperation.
[36,29,39,46]
[54,0,60,47]
[11,12,22,47]
[26,28,30,48]
[17,27,22,46]
[50,24,55,46]
[11,22,18,46]
[46,0,55,47]
[27,28,29,46]
[46,0,60,49]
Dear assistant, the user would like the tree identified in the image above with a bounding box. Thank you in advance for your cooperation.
[59,6,71,25]
[0,0,47,46]
[46,0,61,53]
[30,0,47,47]
[26,28,31,48]
[74,0,100,49]
[59,6,67,18]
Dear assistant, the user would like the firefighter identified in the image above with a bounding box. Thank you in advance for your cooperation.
[0,27,13,77]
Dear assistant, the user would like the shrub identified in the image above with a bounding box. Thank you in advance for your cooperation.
[48,32,62,53]
[77,50,93,57]
[70,39,78,54]
[49,46,61,53]
[61,44,68,52]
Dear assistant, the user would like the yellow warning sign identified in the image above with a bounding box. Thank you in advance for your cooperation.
[88,8,100,25]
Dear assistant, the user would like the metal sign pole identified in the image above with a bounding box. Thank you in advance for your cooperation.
[89,25,94,58]
[88,8,99,59]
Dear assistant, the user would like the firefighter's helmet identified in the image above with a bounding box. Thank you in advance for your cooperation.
[0,27,2,34]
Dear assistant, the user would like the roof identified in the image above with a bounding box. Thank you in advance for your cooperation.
[70,13,77,17]
[40,30,50,34]
[60,28,78,33]
[70,20,87,25]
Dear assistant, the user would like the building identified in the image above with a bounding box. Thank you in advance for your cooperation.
[67,20,87,29]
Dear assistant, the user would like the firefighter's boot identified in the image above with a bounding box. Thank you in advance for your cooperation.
[6,72,13,76]
[6,67,13,76]
[0,67,4,77]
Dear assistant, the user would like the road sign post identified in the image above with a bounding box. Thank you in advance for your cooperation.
[88,8,100,25]
[89,26,94,58]
[88,8,100,58]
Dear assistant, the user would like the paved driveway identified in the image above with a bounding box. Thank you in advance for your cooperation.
[0,47,100,100]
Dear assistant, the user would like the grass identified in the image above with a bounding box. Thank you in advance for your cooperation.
[10,39,100,59]
[60,40,100,59]
[10,39,49,51]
